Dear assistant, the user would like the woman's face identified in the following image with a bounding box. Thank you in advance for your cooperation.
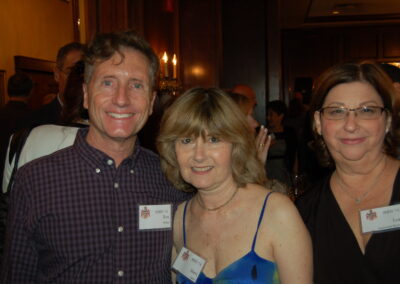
[314,81,390,164]
[174,133,234,191]
[267,109,283,130]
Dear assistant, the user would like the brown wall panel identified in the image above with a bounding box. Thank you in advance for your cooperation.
[220,0,266,123]
[282,25,400,104]
[282,29,341,102]
[382,27,400,59]
[179,0,221,89]
[143,0,176,59]
[343,29,379,60]
[86,0,128,37]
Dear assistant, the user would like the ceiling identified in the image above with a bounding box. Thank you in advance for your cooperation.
[281,0,400,29]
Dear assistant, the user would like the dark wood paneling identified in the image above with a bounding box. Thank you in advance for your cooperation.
[343,28,379,60]
[85,0,128,38]
[142,0,176,58]
[0,70,5,107]
[179,0,221,89]
[382,27,400,59]
[72,0,80,42]
[220,0,266,123]
[282,29,341,102]
[282,25,400,104]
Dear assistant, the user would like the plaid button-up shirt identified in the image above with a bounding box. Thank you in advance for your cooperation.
[1,128,190,283]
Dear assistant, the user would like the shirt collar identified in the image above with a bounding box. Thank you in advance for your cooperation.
[74,128,141,169]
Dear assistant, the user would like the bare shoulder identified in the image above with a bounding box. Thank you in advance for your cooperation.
[262,190,305,231]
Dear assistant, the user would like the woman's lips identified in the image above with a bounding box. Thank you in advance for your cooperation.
[340,137,366,145]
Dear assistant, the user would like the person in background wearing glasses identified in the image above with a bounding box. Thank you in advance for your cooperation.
[31,42,85,126]
[296,61,400,284]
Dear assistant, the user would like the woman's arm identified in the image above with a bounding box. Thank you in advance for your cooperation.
[269,194,313,284]
[171,202,185,283]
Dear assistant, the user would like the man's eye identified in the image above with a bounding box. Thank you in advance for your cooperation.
[130,82,143,89]
[102,80,113,86]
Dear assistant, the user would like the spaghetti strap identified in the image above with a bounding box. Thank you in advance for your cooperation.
[251,191,274,251]
[182,200,190,247]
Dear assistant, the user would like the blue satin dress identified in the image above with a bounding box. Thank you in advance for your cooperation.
[176,192,280,283]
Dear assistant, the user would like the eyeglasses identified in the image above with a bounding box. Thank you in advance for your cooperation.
[319,106,387,120]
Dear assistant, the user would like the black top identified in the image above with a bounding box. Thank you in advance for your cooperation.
[296,170,400,284]
[0,101,32,185]
[30,97,62,126]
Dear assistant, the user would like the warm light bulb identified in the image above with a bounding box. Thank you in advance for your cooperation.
[162,51,168,63]
[172,54,177,65]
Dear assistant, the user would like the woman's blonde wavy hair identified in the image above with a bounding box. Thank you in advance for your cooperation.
[157,87,267,192]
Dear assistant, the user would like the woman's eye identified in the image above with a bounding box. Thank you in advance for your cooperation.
[331,108,345,115]
[181,138,192,144]
[361,106,376,114]
[209,136,219,143]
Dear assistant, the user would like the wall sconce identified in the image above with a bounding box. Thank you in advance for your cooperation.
[158,51,182,96]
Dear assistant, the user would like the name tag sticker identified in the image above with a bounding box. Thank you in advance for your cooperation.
[172,247,206,282]
[138,204,172,231]
[360,204,400,234]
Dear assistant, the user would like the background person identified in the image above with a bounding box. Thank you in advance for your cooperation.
[266,100,297,188]
[31,42,84,126]
[0,73,34,184]
[2,60,87,193]
[296,61,400,283]
[158,87,312,283]
[227,91,270,164]
[0,73,34,257]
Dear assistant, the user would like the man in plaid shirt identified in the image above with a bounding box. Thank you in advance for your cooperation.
[1,30,189,283]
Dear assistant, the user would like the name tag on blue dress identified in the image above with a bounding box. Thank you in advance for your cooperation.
[172,247,206,282]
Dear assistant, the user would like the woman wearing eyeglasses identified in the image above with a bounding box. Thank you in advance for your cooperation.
[296,61,400,284]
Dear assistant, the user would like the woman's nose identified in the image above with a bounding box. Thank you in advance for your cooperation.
[343,111,359,132]
[193,140,206,162]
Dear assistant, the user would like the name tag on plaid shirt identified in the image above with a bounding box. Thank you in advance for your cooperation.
[138,204,172,230]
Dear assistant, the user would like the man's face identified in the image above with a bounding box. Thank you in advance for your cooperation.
[83,48,155,149]
[54,49,83,100]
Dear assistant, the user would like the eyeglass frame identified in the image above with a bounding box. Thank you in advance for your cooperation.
[318,105,388,120]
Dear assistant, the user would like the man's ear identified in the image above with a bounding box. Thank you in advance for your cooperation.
[314,111,322,135]
[148,91,157,116]
[83,83,89,110]
[54,66,61,83]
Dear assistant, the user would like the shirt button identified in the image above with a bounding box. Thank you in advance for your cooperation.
[118,226,124,232]
[95,168,101,174]
[107,159,113,166]
[114,183,119,189]
[117,270,124,277]
[130,169,134,174]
